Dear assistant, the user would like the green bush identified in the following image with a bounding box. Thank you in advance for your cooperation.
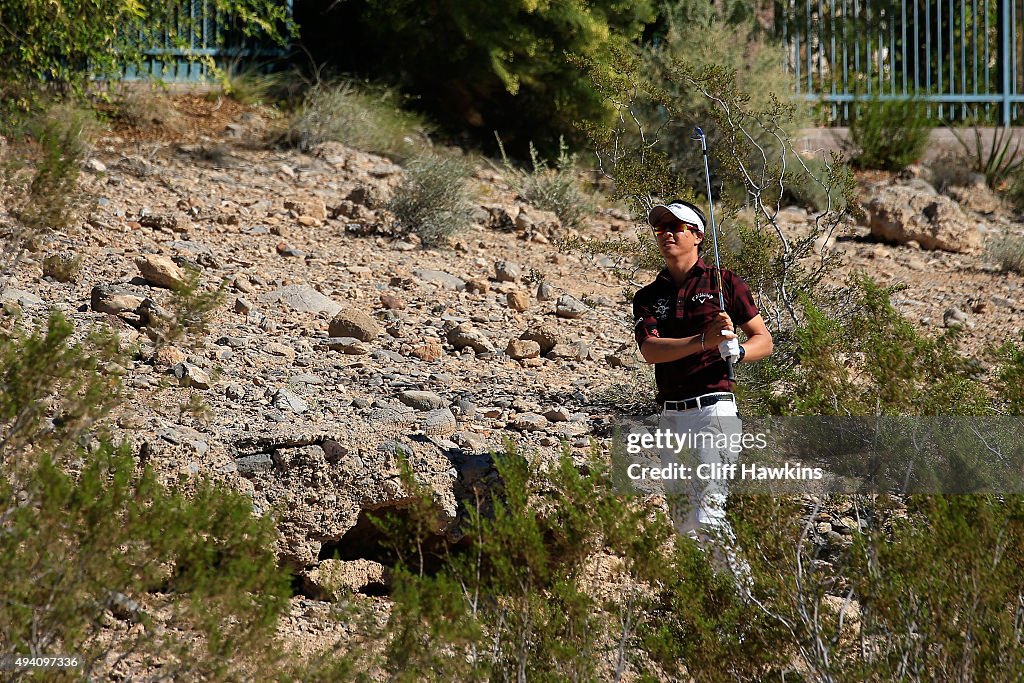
[307,0,655,156]
[0,0,293,106]
[283,80,430,160]
[1,102,96,264]
[951,123,1024,189]
[849,96,931,170]
[987,233,1024,274]
[499,136,594,230]
[387,153,475,247]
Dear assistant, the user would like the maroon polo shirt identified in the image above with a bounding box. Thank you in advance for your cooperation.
[633,258,759,403]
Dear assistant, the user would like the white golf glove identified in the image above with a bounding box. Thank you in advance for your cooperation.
[718,333,740,363]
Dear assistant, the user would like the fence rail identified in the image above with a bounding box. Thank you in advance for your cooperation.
[779,0,1024,123]
[121,0,291,82]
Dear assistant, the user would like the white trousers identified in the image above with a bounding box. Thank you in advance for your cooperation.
[659,396,741,539]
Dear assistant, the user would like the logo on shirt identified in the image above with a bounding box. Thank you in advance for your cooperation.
[692,292,715,305]
[652,298,671,320]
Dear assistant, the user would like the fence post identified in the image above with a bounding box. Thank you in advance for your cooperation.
[1002,0,1012,125]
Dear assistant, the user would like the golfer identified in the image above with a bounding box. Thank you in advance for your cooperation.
[633,200,773,540]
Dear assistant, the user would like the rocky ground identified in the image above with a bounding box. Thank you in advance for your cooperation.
[2,95,1023,677]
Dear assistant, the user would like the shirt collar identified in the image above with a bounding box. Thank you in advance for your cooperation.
[656,258,708,286]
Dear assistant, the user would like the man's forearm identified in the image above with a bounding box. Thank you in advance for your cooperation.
[640,335,705,364]
[740,332,773,362]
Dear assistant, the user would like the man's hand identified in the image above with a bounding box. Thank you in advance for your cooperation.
[704,312,736,345]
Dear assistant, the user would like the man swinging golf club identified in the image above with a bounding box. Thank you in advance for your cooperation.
[632,129,773,544]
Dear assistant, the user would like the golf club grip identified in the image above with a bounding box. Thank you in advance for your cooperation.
[726,358,736,381]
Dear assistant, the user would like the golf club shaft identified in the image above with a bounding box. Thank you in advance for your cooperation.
[694,128,735,381]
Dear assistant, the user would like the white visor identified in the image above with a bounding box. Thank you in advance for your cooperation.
[648,203,705,234]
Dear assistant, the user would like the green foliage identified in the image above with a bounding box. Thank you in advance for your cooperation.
[0,0,294,106]
[848,495,1024,679]
[0,312,288,678]
[282,80,430,160]
[639,8,805,195]
[0,311,122,464]
[987,233,1024,274]
[318,0,655,155]
[387,153,475,247]
[771,276,992,416]
[849,96,931,170]
[994,341,1024,414]
[498,135,594,230]
[149,267,229,350]
[951,123,1024,189]
[1,102,96,265]
[215,61,284,106]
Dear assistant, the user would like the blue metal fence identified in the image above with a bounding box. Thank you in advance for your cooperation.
[121,0,292,82]
[780,0,1024,123]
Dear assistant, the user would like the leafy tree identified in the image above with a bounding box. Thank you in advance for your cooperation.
[298,0,655,155]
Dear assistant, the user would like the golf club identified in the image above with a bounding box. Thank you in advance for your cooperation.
[692,126,737,381]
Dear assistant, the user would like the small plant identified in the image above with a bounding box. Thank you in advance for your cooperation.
[849,96,931,170]
[387,153,474,247]
[215,60,283,106]
[987,233,1024,275]
[283,80,429,160]
[148,268,228,350]
[951,122,1024,189]
[114,87,184,133]
[42,250,83,283]
[498,135,594,230]
[1,103,95,268]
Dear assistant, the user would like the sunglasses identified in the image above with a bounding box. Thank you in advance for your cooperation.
[652,221,701,236]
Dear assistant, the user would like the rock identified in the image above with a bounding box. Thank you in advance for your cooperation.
[536,282,554,301]
[867,185,981,253]
[544,407,571,422]
[555,294,588,319]
[284,198,327,221]
[482,204,517,231]
[85,158,107,173]
[172,362,211,389]
[422,408,458,436]
[154,346,186,367]
[509,412,548,431]
[90,285,142,315]
[519,322,562,355]
[465,278,490,294]
[943,307,971,328]
[506,339,541,360]
[506,291,530,311]
[494,260,522,282]
[259,285,341,315]
[322,337,370,354]
[411,341,444,361]
[945,183,1002,215]
[42,251,81,282]
[0,287,42,308]
[138,213,178,231]
[266,342,296,360]
[233,297,253,314]
[236,453,273,475]
[120,156,156,179]
[380,294,404,310]
[328,310,380,342]
[453,431,487,452]
[399,390,447,411]
[413,268,466,291]
[548,341,590,361]
[136,254,187,289]
[272,387,308,414]
[515,207,560,233]
[225,384,246,401]
[447,323,494,353]
[606,345,641,368]
[276,242,305,258]
[301,559,389,601]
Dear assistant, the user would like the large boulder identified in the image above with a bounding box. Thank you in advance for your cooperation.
[867,185,981,253]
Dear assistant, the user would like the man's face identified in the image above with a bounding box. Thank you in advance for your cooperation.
[652,216,703,258]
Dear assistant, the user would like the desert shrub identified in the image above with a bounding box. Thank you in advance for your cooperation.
[215,61,284,106]
[305,0,655,156]
[498,136,594,230]
[951,123,1024,189]
[1,102,96,268]
[387,153,474,247]
[42,250,84,283]
[144,267,228,351]
[283,80,429,159]
[994,341,1024,414]
[639,7,807,196]
[987,233,1024,274]
[113,87,185,132]
[849,96,931,170]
